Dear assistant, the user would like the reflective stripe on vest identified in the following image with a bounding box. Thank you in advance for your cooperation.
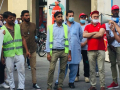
[3,39,22,45]
[1,24,23,57]
[48,24,69,56]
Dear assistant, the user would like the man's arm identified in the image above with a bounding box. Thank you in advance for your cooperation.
[106,30,115,44]
[110,24,120,43]
[22,36,31,57]
[81,40,87,47]
[83,31,97,38]
[91,28,105,38]
[1,48,5,65]
[109,20,120,34]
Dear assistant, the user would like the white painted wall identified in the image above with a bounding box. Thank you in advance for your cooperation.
[113,0,120,16]
[69,0,91,22]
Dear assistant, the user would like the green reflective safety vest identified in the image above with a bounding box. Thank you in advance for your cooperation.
[48,24,69,56]
[1,24,23,57]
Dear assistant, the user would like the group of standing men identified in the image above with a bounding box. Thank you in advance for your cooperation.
[0,10,41,90]
[0,4,120,90]
[46,5,120,90]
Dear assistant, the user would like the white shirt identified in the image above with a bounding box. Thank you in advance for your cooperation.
[106,22,120,47]
[81,25,88,50]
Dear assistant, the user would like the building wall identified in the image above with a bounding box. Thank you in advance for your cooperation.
[97,0,111,15]
[0,0,8,14]
[8,0,27,18]
[69,0,91,22]
[32,0,36,24]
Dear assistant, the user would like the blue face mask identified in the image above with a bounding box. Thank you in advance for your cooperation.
[80,20,86,24]
[68,17,74,22]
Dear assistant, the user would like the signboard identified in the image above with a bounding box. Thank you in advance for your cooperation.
[0,30,4,60]
[47,0,66,26]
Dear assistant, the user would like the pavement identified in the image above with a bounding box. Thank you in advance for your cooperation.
[0,54,120,90]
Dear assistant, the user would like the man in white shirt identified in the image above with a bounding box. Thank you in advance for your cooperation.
[106,5,120,89]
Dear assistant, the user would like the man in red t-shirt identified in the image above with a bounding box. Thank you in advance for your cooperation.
[83,11,106,90]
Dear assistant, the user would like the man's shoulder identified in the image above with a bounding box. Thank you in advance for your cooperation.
[30,22,36,26]
[74,21,80,26]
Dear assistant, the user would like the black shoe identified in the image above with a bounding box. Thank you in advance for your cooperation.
[53,83,58,89]
[33,83,41,89]
[17,89,23,90]
[69,83,75,88]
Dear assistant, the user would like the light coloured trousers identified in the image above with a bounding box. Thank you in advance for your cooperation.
[108,47,120,83]
[87,50,105,87]
[5,55,25,90]
[24,51,37,84]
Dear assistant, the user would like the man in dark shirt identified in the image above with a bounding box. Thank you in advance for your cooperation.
[20,10,41,90]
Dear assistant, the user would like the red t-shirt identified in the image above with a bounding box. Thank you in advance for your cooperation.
[84,23,106,51]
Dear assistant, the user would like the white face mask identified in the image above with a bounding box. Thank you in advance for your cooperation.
[92,19,99,24]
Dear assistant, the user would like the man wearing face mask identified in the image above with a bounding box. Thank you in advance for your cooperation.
[54,10,83,89]
[106,5,120,89]
[83,10,106,90]
[75,13,90,83]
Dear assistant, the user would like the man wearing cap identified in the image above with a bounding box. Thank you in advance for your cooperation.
[75,13,90,83]
[83,10,106,90]
[106,5,120,89]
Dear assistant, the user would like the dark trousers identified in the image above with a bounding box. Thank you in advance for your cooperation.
[27,57,30,66]
[77,50,90,77]
[0,61,5,84]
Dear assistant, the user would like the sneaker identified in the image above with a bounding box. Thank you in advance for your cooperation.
[53,83,58,89]
[96,72,99,77]
[68,83,75,88]
[0,82,10,89]
[100,87,106,90]
[57,87,62,90]
[107,82,119,89]
[88,86,96,90]
[28,66,31,70]
[85,77,90,83]
[33,83,41,90]
[5,79,9,84]
[75,76,79,82]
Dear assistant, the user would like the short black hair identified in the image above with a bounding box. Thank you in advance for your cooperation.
[21,10,29,17]
[54,11,63,18]
[12,13,16,17]
[66,10,74,16]
[3,11,13,19]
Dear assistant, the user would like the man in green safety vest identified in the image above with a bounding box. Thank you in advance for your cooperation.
[1,11,30,90]
[46,11,71,90]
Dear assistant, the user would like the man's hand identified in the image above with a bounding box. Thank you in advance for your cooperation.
[68,54,71,62]
[26,51,31,58]
[109,20,115,25]
[1,58,5,65]
[110,23,115,32]
[81,42,86,47]
[3,30,5,35]
[47,53,51,62]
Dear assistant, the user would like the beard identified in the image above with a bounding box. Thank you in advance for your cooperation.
[112,13,119,17]
[8,21,14,26]
[24,18,30,22]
